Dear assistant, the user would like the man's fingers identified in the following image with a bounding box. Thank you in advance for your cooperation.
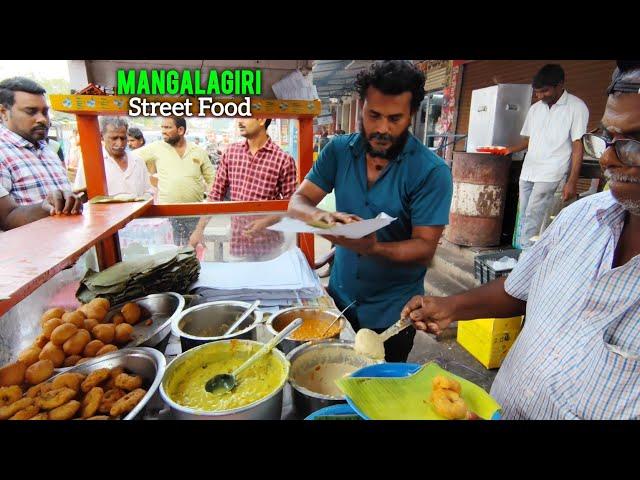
[42,201,55,216]
[72,198,83,215]
[409,309,425,322]
[62,192,75,214]
[51,190,64,214]
[333,212,358,224]
[414,321,428,331]
[402,295,424,318]
[426,322,442,335]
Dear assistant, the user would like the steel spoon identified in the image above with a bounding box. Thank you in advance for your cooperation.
[319,299,357,338]
[204,317,303,393]
[224,300,260,336]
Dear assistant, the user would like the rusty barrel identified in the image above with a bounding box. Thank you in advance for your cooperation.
[444,152,511,247]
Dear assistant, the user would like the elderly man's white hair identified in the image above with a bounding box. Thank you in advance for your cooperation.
[99,116,128,136]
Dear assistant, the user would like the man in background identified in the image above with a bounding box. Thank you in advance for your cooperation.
[127,127,146,150]
[0,76,82,229]
[136,116,215,245]
[74,117,153,198]
[189,117,297,259]
[505,64,589,248]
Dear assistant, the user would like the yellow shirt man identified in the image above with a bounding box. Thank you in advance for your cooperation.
[137,141,215,203]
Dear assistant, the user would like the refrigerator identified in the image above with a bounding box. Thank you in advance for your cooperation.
[466,84,533,153]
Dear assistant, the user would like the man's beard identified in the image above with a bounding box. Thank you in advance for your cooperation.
[360,123,410,160]
[164,135,180,146]
[24,125,48,145]
[604,169,640,215]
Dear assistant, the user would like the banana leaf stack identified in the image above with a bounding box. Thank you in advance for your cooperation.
[76,246,200,305]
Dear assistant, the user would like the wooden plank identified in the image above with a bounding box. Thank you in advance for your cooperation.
[0,200,152,316]
[145,200,289,217]
[50,95,322,117]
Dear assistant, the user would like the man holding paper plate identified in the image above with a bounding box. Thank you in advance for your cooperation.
[288,60,453,362]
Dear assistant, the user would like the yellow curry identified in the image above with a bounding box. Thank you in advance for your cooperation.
[165,342,286,412]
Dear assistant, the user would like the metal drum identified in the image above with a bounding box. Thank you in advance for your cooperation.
[444,152,511,247]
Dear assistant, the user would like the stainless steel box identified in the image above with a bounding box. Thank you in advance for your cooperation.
[466,84,533,152]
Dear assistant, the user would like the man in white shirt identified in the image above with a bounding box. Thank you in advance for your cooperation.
[506,64,589,248]
[74,117,153,198]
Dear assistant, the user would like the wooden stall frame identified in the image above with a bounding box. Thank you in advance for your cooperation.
[50,94,319,268]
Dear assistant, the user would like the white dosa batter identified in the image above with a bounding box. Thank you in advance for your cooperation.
[354,328,385,359]
[295,363,359,397]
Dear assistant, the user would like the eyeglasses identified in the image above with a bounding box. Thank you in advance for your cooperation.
[582,132,640,166]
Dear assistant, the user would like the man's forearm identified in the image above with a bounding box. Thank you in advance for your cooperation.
[567,147,583,184]
[509,138,529,153]
[3,204,48,230]
[288,192,322,222]
[449,277,526,321]
[194,216,209,234]
[371,238,437,266]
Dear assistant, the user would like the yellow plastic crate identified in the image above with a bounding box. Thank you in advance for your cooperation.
[457,316,523,369]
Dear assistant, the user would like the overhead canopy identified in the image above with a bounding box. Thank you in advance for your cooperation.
[312,60,374,102]
[68,60,313,99]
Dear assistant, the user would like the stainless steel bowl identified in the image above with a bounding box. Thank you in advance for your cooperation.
[105,292,185,352]
[171,301,263,352]
[266,307,345,355]
[48,347,166,420]
[160,339,289,420]
[51,293,183,375]
[286,339,382,419]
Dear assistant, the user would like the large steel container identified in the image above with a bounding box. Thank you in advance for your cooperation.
[265,307,345,355]
[444,152,511,247]
[171,300,263,352]
[159,339,288,420]
[286,339,382,419]
[49,347,166,420]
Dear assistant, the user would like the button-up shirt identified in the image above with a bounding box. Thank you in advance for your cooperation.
[0,124,71,205]
[136,140,214,203]
[491,191,640,419]
[519,90,589,183]
[208,137,297,202]
[306,133,453,329]
[74,148,153,197]
[208,137,297,258]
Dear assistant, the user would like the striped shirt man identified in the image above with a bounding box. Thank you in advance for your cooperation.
[491,191,640,419]
[0,124,71,205]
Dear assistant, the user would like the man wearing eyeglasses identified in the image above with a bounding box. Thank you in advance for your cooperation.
[505,64,589,248]
[401,61,640,419]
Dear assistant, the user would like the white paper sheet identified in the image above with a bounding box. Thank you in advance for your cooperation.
[267,212,396,239]
[189,248,324,304]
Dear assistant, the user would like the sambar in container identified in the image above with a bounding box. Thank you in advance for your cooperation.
[266,307,345,354]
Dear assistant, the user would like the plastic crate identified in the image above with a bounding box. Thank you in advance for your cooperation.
[474,249,522,284]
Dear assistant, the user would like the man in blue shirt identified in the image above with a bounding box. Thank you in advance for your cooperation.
[288,60,453,361]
